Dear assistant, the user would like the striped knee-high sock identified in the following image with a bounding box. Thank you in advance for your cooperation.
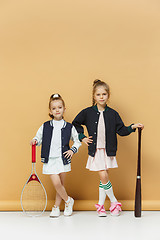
[98,181,106,205]
[102,181,117,203]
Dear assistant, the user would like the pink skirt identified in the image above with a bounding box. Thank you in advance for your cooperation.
[86,148,118,171]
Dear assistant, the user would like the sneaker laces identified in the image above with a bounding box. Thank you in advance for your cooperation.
[65,201,70,210]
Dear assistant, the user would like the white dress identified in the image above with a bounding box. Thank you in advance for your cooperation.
[86,110,118,171]
[33,119,81,174]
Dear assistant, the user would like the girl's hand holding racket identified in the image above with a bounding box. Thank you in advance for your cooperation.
[63,150,74,160]
[30,139,38,145]
[82,136,93,146]
[131,123,144,130]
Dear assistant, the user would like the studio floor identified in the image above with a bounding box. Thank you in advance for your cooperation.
[0,211,160,240]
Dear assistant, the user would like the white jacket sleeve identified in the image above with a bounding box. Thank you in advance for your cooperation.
[70,126,81,153]
[33,124,43,146]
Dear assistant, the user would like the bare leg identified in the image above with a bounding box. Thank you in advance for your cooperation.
[50,174,68,204]
[98,170,109,184]
[54,172,66,207]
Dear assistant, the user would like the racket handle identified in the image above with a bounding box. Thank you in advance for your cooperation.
[32,144,36,163]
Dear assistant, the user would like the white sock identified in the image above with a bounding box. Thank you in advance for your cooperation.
[102,181,117,203]
[54,205,59,209]
[98,186,106,205]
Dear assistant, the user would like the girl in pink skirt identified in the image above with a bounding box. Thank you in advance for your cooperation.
[72,79,144,217]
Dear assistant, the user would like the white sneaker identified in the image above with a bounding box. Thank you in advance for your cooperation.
[64,197,74,216]
[50,205,60,217]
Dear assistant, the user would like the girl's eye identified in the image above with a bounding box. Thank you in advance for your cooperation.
[52,108,55,110]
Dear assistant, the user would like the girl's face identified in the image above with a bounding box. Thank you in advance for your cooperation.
[94,86,108,107]
[49,100,65,120]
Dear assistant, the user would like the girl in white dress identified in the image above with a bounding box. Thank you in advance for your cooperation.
[30,94,81,217]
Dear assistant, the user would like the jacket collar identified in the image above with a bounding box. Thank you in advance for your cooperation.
[50,119,67,128]
[92,104,108,112]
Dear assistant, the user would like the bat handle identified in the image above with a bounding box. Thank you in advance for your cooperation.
[32,144,36,163]
[138,127,142,134]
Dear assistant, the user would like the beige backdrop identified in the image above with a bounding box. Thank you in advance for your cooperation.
[0,0,160,211]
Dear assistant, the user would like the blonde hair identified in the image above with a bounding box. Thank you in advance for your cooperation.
[92,79,110,105]
[49,93,65,119]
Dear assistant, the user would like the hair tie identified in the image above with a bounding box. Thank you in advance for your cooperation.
[51,93,60,99]
[93,79,101,86]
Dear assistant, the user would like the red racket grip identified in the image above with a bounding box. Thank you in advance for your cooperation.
[32,144,36,163]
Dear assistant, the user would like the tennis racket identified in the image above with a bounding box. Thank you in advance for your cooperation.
[21,144,47,217]
[134,128,142,217]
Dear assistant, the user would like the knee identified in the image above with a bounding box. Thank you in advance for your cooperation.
[101,174,109,184]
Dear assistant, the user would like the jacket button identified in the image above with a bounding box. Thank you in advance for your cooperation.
[95,122,97,124]
[94,132,96,134]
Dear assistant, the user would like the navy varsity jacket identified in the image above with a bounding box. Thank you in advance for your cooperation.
[34,120,81,165]
[72,104,136,157]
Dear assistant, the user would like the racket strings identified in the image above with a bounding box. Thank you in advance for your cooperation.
[21,181,47,212]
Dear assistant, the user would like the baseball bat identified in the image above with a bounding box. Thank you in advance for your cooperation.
[134,127,142,217]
